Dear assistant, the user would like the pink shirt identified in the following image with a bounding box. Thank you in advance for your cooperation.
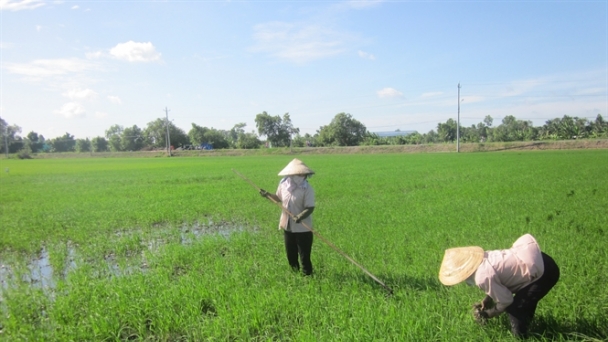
[474,234,545,312]
[276,177,315,233]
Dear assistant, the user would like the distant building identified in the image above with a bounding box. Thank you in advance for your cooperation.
[373,130,417,137]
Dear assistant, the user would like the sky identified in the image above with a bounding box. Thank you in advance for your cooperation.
[1,0,607,140]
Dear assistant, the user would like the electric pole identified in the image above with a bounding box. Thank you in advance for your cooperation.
[457,82,461,153]
[165,107,172,157]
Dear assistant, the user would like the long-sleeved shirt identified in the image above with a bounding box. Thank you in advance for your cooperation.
[276,177,315,233]
[473,234,545,313]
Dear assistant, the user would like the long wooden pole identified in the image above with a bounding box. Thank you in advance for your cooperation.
[457,82,461,153]
[232,169,393,295]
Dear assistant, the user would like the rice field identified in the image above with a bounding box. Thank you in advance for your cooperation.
[0,150,607,341]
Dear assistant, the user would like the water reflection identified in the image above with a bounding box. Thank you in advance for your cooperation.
[180,221,244,244]
[25,248,54,289]
[0,264,11,290]
[0,222,247,294]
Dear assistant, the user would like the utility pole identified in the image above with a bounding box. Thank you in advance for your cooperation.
[457,82,461,153]
[165,107,172,157]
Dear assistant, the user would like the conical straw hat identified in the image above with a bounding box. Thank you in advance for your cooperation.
[438,246,484,286]
[278,158,315,176]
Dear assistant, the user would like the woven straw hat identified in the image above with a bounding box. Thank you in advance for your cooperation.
[438,246,484,286]
[278,158,315,176]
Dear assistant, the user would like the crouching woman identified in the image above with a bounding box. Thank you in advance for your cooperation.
[438,234,560,338]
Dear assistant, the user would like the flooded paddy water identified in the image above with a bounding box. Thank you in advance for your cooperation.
[0,220,250,300]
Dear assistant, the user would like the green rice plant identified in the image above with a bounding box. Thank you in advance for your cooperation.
[0,150,606,341]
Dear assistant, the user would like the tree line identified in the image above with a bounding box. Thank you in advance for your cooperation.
[1,112,607,156]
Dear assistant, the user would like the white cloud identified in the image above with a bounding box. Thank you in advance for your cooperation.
[94,111,108,119]
[110,41,161,62]
[36,25,42,31]
[0,0,45,11]
[71,5,78,9]
[3,58,96,77]
[107,95,122,104]
[377,87,403,98]
[358,50,375,60]
[63,88,98,101]
[421,92,443,98]
[54,102,86,119]
[85,50,104,59]
[252,22,350,63]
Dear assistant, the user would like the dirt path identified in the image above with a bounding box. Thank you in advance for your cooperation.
[12,139,608,159]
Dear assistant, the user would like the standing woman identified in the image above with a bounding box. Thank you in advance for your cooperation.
[260,159,316,276]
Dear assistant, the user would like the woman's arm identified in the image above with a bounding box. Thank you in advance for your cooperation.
[259,189,281,203]
[295,207,314,223]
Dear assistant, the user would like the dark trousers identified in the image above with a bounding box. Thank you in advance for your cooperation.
[506,252,560,338]
[283,230,314,275]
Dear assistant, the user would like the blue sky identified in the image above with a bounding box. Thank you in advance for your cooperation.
[1,0,606,140]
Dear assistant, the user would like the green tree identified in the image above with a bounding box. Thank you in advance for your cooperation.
[75,138,92,152]
[255,112,297,147]
[317,113,367,146]
[423,130,439,144]
[91,136,109,152]
[229,123,247,148]
[492,115,536,141]
[230,123,261,149]
[121,125,144,151]
[291,133,317,147]
[188,123,209,146]
[541,115,587,140]
[188,124,230,149]
[590,114,607,138]
[25,131,45,153]
[360,133,383,146]
[144,118,189,149]
[105,125,124,151]
[0,117,23,154]
[50,133,76,152]
[475,122,488,142]
[461,125,481,143]
[236,132,261,149]
[283,113,299,148]
[540,118,560,140]
[556,115,580,140]
[407,132,424,145]
[437,119,457,142]
[483,115,493,127]
[202,128,230,149]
